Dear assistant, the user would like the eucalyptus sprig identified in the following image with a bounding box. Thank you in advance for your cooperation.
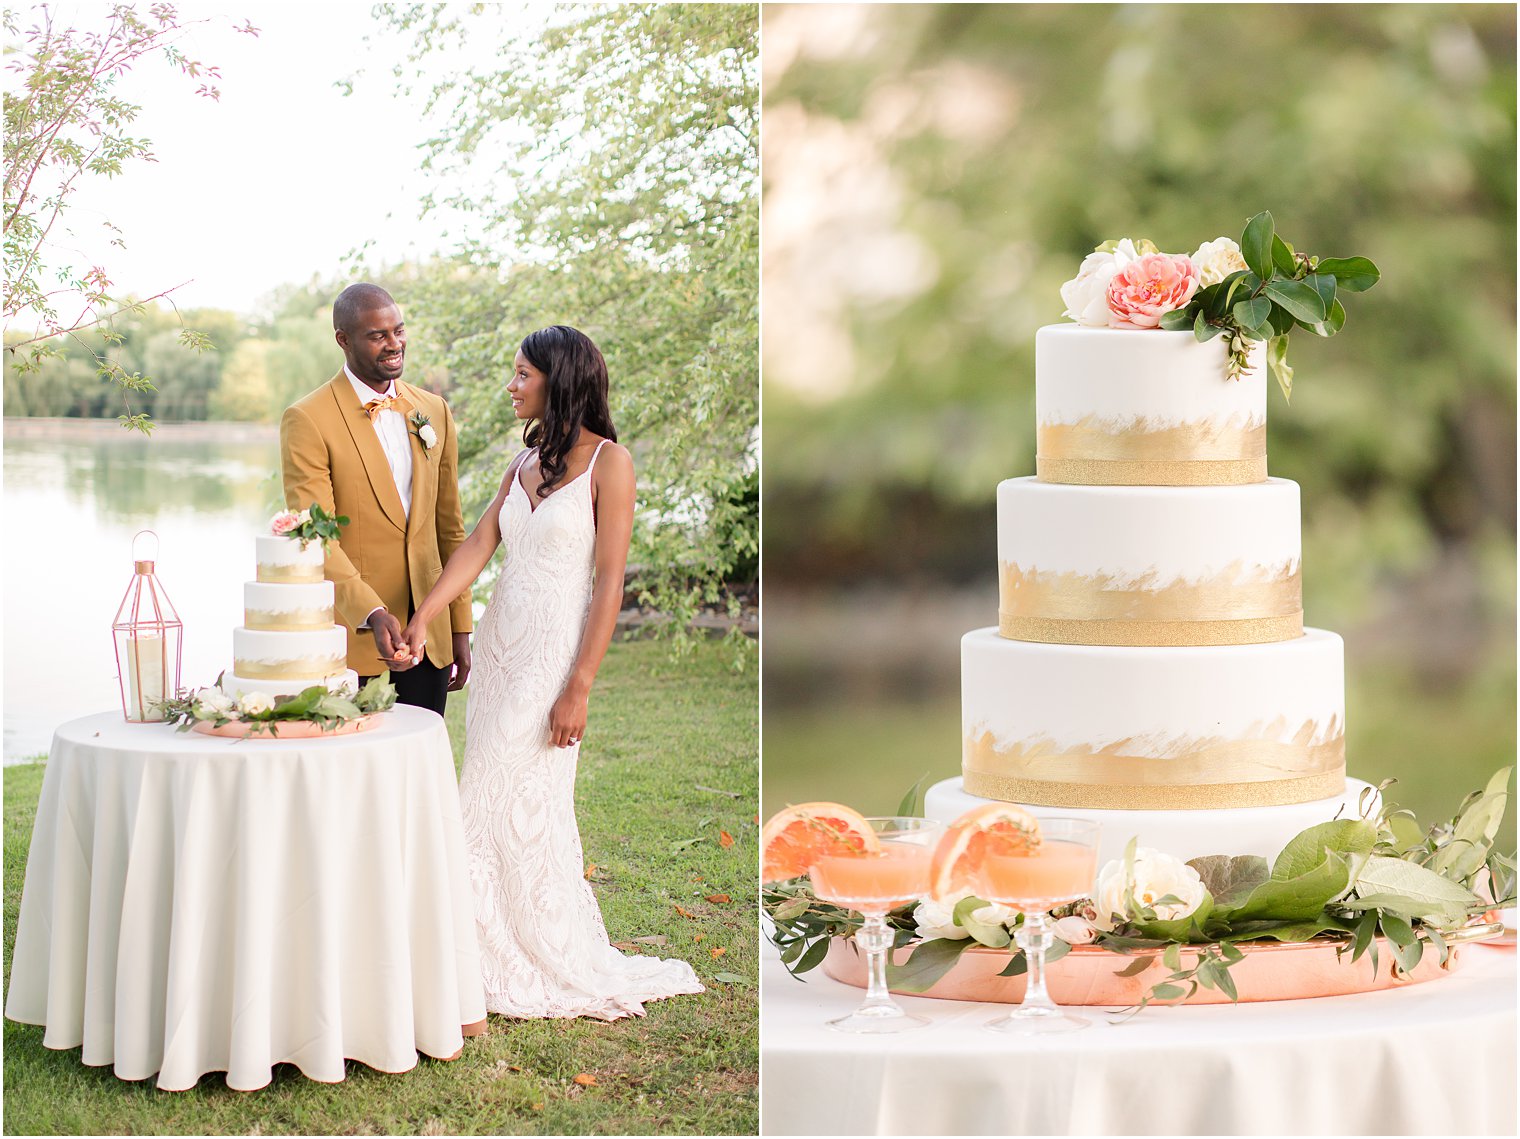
[1158,210,1381,402]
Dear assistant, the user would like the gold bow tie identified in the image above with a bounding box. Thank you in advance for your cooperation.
[363,393,412,422]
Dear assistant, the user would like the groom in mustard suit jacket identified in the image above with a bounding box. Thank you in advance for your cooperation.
[279,283,472,716]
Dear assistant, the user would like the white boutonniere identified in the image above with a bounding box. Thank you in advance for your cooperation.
[409,410,438,457]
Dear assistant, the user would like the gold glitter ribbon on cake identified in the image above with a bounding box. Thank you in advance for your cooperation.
[999,562,1302,647]
[234,656,347,680]
[244,608,336,632]
[1037,416,1267,486]
[256,563,325,584]
[962,722,1345,810]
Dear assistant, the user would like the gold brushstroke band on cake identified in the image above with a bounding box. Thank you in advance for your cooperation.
[1037,455,1268,486]
[233,655,347,680]
[998,562,1303,646]
[255,563,325,584]
[1000,612,1304,646]
[244,608,337,631]
[1037,417,1267,487]
[962,725,1346,809]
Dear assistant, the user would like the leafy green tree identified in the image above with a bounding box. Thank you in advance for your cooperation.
[2,3,256,430]
[371,3,758,646]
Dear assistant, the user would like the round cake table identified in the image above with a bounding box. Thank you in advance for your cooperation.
[760,943,1516,1135]
[4,707,487,1092]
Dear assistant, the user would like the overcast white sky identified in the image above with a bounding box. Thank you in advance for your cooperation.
[19,1,554,316]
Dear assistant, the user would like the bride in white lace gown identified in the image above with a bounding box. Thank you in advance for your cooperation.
[401,325,703,1020]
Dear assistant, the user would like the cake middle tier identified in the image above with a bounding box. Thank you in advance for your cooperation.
[999,476,1302,647]
[232,625,348,681]
[962,627,1346,810]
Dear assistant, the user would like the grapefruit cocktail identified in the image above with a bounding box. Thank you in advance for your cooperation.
[763,804,942,1034]
[929,807,1100,1035]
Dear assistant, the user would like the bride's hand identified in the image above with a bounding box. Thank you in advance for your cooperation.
[399,617,428,665]
[549,683,589,749]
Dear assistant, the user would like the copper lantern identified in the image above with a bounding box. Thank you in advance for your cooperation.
[112,530,183,722]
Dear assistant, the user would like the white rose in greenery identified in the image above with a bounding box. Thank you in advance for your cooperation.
[193,687,236,719]
[237,690,274,716]
[1191,236,1249,287]
[1053,915,1097,945]
[969,902,1020,929]
[419,424,438,449]
[913,897,970,941]
[1091,846,1206,932]
[1059,238,1146,326]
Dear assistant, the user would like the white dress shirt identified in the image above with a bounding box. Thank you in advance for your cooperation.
[344,365,414,630]
[344,364,414,519]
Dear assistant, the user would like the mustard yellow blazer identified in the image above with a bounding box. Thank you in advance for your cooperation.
[280,373,472,677]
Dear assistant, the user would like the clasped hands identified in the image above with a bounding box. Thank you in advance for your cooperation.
[370,609,472,691]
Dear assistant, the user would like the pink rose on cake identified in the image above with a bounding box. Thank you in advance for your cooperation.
[1105,253,1201,329]
[270,510,301,536]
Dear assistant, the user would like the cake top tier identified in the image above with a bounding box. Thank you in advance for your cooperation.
[1035,325,1268,488]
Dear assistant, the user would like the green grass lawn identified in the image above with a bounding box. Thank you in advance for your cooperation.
[3,636,758,1136]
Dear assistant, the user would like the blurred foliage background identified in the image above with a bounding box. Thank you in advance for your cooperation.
[761,4,1516,836]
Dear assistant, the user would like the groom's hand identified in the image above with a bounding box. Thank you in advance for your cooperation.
[370,609,417,672]
[448,632,472,691]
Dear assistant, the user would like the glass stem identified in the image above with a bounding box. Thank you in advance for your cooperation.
[856,912,898,1012]
[1015,911,1058,1012]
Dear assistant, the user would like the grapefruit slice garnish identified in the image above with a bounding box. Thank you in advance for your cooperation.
[761,801,879,884]
[928,802,1042,903]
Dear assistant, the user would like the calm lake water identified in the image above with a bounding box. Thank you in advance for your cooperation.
[4,419,283,762]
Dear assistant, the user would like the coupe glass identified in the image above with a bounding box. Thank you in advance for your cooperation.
[807,816,943,1033]
[973,817,1101,1035]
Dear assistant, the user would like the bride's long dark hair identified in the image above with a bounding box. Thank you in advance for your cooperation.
[519,324,618,498]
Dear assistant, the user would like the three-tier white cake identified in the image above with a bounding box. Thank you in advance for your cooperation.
[927,325,1370,865]
[223,534,358,701]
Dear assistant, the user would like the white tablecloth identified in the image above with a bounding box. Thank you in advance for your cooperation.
[5,708,487,1091]
[761,943,1516,1135]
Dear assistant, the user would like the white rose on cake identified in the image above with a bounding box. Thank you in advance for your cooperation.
[912,897,970,941]
[1191,236,1249,286]
[1091,846,1206,931]
[1059,238,1146,327]
[193,687,238,720]
[1052,915,1097,945]
[237,690,275,716]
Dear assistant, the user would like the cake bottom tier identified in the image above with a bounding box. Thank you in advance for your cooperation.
[224,669,359,702]
[925,775,1375,867]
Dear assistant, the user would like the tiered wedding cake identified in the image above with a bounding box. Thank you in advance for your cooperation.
[926,324,1371,865]
[223,533,358,701]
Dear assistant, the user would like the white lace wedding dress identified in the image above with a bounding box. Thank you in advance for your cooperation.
[459,440,704,1019]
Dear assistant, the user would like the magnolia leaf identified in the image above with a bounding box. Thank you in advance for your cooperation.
[1262,278,1325,323]
[1268,334,1294,403]
[886,936,972,992]
[1315,255,1380,292]
[1387,811,1425,851]
[1240,211,1274,279]
[1432,766,1512,882]
[1187,855,1269,909]
[1194,311,1226,342]
[1314,296,1347,337]
[1219,916,1356,943]
[1271,233,1296,275]
[1266,303,1296,337]
[1272,819,1378,881]
[1159,306,1195,331]
[896,774,929,818]
[1216,852,1348,924]
[1350,856,1480,923]
[1305,272,1336,312]
[1233,296,1271,329]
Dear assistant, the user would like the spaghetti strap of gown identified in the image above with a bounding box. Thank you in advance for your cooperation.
[458,439,703,1018]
